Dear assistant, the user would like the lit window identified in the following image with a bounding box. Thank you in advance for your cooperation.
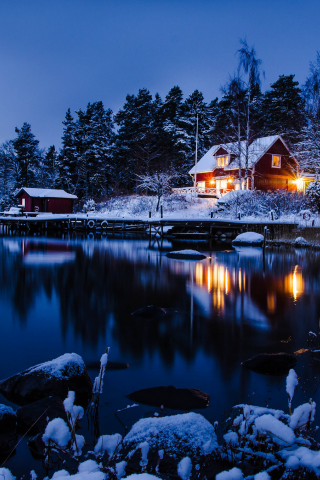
[216,155,229,167]
[272,155,281,168]
[21,198,25,207]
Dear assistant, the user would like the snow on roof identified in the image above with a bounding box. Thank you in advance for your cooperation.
[16,188,77,199]
[189,135,287,174]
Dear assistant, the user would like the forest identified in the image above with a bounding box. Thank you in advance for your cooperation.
[0,42,319,210]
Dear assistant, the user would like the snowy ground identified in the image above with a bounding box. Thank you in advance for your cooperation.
[97,194,320,228]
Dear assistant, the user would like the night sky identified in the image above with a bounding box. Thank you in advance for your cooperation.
[0,0,319,148]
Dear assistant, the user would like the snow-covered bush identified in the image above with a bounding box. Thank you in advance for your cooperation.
[219,190,307,218]
[306,181,320,212]
[83,199,97,213]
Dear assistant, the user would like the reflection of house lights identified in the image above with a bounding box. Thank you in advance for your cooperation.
[207,267,211,293]
[238,269,242,292]
[267,293,276,313]
[293,265,299,301]
[284,265,303,301]
[225,268,229,294]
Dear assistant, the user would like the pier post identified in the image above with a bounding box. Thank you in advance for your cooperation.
[160,205,163,219]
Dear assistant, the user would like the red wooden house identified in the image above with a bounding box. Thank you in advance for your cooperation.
[15,188,77,214]
[187,135,312,196]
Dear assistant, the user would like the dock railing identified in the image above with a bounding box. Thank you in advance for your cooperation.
[172,186,231,196]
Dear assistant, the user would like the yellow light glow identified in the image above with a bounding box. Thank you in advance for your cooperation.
[284,265,304,301]
[225,268,229,294]
[238,269,242,292]
[207,267,212,293]
[210,179,215,185]
[267,293,276,313]
[196,263,203,286]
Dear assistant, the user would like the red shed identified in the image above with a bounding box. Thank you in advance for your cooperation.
[15,188,77,214]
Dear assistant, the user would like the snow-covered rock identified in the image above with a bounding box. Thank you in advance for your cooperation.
[124,412,217,458]
[0,353,93,405]
[294,236,309,246]
[166,250,207,260]
[232,232,264,246]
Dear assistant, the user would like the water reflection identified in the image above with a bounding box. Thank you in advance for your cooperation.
[0,238,320,373]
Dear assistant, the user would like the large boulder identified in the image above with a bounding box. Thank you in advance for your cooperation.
[0,405,17,457]
[17,396,68,434]
[131,305,176,320]
[128,385,209,410]
[242,353,297,375]
[0,353,93,405]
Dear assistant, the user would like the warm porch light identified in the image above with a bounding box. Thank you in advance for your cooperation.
[227,177,232,183]
[210,179,215,184]
[294,179,304,191]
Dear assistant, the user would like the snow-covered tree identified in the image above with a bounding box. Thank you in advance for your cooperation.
[306,181,320,211]
[12,123,40,188]
[0,141,16,209]
[58,109,78,193]
[136,172,176,211]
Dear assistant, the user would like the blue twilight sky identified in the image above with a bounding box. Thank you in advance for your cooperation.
[0,0,319,149]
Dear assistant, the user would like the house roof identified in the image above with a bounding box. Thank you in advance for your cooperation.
[189,135,294,174]
[16,188,78,199]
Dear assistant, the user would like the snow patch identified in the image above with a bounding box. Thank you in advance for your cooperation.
[215,467,244,480]
[42,418,71,448]
[177,457,192,480]
[94,433,122,457]
[232,232,264,245]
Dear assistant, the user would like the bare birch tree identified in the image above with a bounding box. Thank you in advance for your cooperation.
[136,172,176,211]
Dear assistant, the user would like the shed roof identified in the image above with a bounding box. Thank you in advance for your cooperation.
[189,135,294,174]
[16,188,78,199]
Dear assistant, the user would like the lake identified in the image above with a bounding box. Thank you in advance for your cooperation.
[0,233,320,476]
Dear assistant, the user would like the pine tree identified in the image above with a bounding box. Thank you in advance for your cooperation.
[262,75,305,142]
[75,101,114,200]
[38,145,59,188]
[58,109,78,193]
[113,88,164,191]
[12,123,40,188]
[0,141,16,209]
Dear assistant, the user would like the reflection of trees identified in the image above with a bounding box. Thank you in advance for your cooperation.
[1,238,320,380]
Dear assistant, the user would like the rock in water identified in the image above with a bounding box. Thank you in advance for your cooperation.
[128,386,209,410]
[131,305,176,320]
[166,250,207,260]
[86,360,130,370]
[17,396,69,434]
[0,405,18,457]
[0,353,93,405]
[232,232,264,246]
[242,353,297,375]
[294,236,309,246]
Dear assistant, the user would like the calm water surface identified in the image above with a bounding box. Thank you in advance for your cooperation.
[1,234,320,475]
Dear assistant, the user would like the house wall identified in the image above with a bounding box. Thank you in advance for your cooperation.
[17,193,73,213]
[254,139,297,191]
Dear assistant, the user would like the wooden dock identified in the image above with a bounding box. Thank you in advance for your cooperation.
[0,214,299,239]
